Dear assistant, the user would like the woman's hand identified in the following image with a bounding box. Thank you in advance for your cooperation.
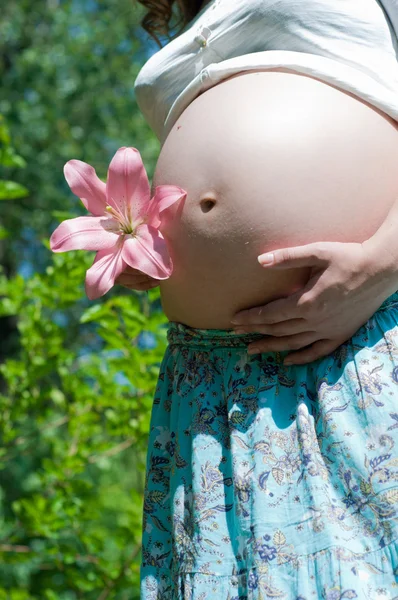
[231,239,398,365]
[115,266,160,291]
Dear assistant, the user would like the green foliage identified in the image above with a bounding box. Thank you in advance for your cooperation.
[0,116,29,202]
[0,0,161,273]
[0,181,29,201]
[0,248,167,597]
[0,0,171,596]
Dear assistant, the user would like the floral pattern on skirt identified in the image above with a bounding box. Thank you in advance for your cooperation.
[140,291,398,599]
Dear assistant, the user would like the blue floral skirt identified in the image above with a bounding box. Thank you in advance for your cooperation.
[140,291,398,599]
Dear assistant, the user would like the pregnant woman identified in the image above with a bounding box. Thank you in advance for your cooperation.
[123,0,398,597]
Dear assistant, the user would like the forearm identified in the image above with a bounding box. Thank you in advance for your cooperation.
[364,195,398,287]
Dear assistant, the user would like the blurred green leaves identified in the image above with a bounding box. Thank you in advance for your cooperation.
[0,116,29,201]
[0,242,168,597]
[0,181,29,201]
[0,0,160,273]
[0,0,168,597]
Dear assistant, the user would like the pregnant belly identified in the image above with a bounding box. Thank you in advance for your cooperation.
[152,70,398,329]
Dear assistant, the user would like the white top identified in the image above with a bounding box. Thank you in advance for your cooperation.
[134,0,398,145]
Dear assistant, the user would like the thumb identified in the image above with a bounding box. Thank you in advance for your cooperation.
[258,242,332,269]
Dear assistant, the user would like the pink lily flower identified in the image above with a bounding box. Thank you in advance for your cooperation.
[50,147,186,300]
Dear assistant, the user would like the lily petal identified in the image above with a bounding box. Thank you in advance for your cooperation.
[64,160,107,216]
[106,147,151,218]
[85,242,126,300]
[50,216,120,252]
[145,185,187,228]
[122,224,173,279]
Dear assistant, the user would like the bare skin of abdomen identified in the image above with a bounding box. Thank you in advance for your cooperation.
[152,70,398,329]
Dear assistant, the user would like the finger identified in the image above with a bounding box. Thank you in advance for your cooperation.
[232,291,313,325]
[283,339,339,366]
[116,273,155,285]
[234,318,310,337]
[119,265,157,279]
[119,281,159,291]
[121,265,143,276]
[258,242,332,269]
[232,299,293,326]
[247,331,319,353]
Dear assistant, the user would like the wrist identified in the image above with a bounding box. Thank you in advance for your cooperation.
[363,234,398,288]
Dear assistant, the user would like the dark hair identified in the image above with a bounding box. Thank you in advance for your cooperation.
[135,0,203,48]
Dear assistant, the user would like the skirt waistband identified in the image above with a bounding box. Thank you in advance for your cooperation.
[166,290,398,349]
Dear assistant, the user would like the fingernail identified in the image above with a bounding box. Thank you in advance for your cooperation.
[234,328,247,334]
[284,359,293,365]
[248,346,260,354]
[231,317,242,324]
[258,253,274,266]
